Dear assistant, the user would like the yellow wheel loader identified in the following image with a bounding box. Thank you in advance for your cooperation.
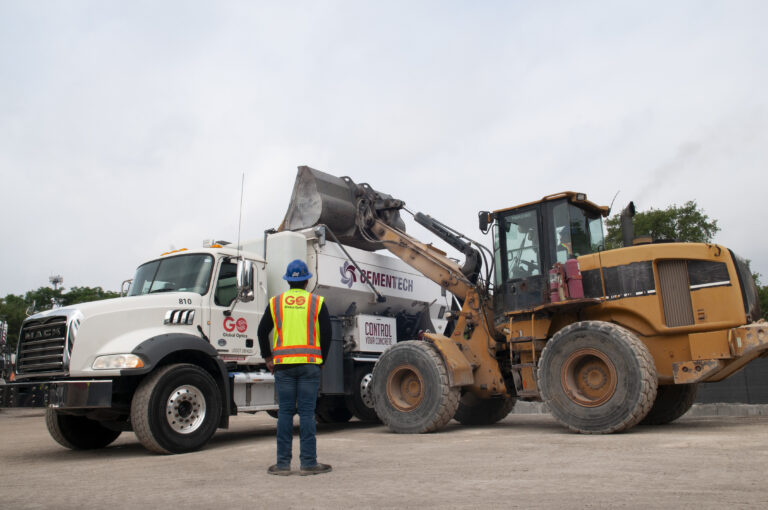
[283,166,766,434]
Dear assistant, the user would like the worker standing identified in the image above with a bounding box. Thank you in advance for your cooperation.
[257,259,333,476]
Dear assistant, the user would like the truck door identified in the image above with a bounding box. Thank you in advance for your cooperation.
[208,257,263,361]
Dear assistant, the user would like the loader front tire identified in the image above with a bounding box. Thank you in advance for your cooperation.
[46,409,121,450]
[538,321,657,434]
[372,340,459,433]
[640,383,698,425]
[453,392,516,426]
[131,363,221,454]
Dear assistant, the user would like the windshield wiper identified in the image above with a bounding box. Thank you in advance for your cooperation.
[149,287,176,294]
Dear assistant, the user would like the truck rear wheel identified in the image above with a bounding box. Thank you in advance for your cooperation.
[315,395,353,423]
[131,363,222,454]
[345,364,380,423]
[538,321,657,434]
[371,340,459,433]
[641,383,698,425]
[46,409,122,450]
[453,392,516,426]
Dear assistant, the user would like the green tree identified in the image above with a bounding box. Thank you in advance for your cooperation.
[63,286,119,306]
[605,200,720,250]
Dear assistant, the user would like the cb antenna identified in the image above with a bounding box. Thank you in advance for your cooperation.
[237,173,245,259]
[608,190,620,215]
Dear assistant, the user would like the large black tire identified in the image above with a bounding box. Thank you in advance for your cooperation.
[315,395,353,423]
[538,321,657,434]
[131,364,222,454]
[453,392,516,426]
[345,364,381,423]
[641,383,698,425]
[46,409,122,450]
[371,340,459,434]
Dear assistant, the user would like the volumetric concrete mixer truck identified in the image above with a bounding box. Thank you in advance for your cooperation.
[1,215,450,453]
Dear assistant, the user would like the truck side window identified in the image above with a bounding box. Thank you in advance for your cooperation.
[214,261,239,306]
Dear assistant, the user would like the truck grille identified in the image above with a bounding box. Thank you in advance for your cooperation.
[17,316,68,375]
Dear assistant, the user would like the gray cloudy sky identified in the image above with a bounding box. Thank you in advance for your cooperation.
[1,1,767,296]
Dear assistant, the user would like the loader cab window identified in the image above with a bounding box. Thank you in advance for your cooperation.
[550,201,605,264]
[501,209,541,280]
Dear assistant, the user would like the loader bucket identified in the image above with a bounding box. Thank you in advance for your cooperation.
[281,166,405,251]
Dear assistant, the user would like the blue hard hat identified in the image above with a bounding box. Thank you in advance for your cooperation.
[283,259,313,282]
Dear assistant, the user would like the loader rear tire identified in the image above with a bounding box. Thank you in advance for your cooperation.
[46,409,121,450]
[453,393,516,426]
[538,321,657,434]
[372,340,459,434]
[131,363,221,454]
[640,383,698,425]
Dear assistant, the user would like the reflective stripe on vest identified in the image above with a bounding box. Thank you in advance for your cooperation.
[269,289,324,365]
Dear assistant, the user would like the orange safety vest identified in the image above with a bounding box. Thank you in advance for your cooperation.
[269,288,324,365]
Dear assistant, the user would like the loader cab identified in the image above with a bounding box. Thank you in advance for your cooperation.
[489,192,608,317]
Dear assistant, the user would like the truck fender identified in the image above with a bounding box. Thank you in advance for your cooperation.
[129,333,231,428]
[422,333,474,387]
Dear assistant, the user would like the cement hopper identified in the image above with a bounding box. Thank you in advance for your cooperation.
[280,166,406,251]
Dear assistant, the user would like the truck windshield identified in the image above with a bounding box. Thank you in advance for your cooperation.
[128,254,214,296]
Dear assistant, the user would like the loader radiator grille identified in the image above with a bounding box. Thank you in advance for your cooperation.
[16,316,68,375]
[658,260,694,327]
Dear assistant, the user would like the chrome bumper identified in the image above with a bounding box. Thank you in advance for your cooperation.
[0,380,113,408]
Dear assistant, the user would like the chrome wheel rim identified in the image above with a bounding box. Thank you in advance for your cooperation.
[166,385,206,434]
[360,372,374,409]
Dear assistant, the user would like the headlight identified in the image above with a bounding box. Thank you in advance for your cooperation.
[92,354,145,370]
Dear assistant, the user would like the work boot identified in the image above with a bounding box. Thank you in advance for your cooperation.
[300,463,332,476]
[267,464,291,476]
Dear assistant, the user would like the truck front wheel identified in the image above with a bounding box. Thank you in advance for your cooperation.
[131,364,222,454]
[372,340,459,433]
[538,321,657,434]
[46,409,122,450]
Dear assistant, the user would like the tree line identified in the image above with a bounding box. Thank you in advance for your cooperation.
[1,286,119,351]
[1,201,767,353]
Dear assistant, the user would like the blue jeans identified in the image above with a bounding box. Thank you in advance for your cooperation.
[273,364,322,469]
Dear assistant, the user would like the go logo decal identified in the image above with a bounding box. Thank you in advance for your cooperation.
[284,296,306,306]
[224,317,248,333]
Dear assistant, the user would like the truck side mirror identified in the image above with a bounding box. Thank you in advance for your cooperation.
[236,259,255,302]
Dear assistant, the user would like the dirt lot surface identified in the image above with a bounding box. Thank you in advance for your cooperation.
[1,409,767,509]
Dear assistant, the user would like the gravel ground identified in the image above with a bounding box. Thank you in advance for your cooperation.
[1,408,767,509]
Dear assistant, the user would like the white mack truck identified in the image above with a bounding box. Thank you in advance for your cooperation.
[0,224,451,454]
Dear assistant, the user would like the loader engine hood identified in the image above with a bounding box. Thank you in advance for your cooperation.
[16,293,203,379]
